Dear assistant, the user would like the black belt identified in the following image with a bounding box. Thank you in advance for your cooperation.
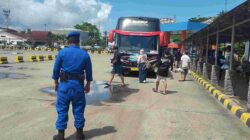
[60,72,85,83]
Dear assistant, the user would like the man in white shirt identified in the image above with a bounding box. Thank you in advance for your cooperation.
[180,51,191,81]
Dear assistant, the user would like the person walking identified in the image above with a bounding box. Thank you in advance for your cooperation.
[106,47,125,87]
[217,51,225,80]
[138,49,147,83]
[180,51,191,81]
[52,31,93,140]
[153,49,172,94]
[169,50,174,71]
[174,49,182,68]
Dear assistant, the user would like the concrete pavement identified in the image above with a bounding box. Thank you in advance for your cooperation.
[0,54,249,140]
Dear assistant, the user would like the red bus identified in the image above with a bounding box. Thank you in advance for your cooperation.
[109,17,168,75]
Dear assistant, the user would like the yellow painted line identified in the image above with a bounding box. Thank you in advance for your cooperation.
[240,113,250,124]
[231,106,243,114]
[223,99,231,107]
[205,84,212,89]
[208,86,215,92]
[218,94,225,101]
[203,82,208,86]
[212,90,220,96]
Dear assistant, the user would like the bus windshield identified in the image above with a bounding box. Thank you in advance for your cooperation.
[117,34,158,53]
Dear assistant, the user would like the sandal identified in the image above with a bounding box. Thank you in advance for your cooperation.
[104,83,111,86]
[162,91,168,95]
[152,88,158,93]
[120,84,126,87]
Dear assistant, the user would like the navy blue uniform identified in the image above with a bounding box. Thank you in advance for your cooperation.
[52,45,93,130]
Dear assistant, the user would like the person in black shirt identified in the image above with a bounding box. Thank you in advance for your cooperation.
[153,48,172,94]
[106,47,125,86]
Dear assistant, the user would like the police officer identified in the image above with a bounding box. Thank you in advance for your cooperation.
[52,31,93,140]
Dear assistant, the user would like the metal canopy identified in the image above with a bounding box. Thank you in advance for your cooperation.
[185,1,250,44]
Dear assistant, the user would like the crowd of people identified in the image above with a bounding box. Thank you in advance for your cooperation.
[106,47,191,95]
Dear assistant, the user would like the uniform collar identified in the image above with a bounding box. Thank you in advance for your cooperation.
[68,44,80,48]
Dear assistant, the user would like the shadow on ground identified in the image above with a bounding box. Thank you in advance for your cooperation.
[156,90,178,95]
[105,85,139,103]
[66,126,117,140]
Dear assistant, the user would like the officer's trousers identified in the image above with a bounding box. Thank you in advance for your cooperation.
[56,81,86,130]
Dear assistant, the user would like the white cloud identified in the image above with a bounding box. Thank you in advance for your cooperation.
[0,0,112,30]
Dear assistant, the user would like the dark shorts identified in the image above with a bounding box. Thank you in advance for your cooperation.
[181,68,189,75]
[111,64,123,76]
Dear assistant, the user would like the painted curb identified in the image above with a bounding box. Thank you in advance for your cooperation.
[191,71,250,127]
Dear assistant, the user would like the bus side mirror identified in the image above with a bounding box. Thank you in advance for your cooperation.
[108,30,114,43]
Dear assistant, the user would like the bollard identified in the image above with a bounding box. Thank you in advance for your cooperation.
[202,63,209,80]
[192,59,196,71]
[53,55,57,60]
[15,56,24,63]
[45,55,53,61]
[0,56,8,64]
[29,56,38,62]
[248,78,250,111]
[211,65,218,86]
[197,61,202,74]
[36,55,44,61]
[224,70,233,95]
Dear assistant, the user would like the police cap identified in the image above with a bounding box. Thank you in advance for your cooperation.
[66,31,80,39]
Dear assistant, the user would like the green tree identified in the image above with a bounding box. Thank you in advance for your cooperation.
[217,10,226,19]
[99,31,108,49]
[188,17,212,22]
[75,22,101,47]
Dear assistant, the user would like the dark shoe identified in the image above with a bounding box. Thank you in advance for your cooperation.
[76,128,85,140]
[53,130,65,140]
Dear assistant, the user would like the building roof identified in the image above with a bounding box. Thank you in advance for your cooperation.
[28,31,49,41]
[0,28,50,42]
[0,31,27,41]
[160,22,208,32]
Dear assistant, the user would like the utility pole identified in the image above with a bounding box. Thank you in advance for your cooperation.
[225,0,228,12]
[3,0,11,29]
[44,24,47,31]
[3,9,10,29]
[104,31,108,48]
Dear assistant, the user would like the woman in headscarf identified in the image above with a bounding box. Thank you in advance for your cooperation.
[137,49,148,83]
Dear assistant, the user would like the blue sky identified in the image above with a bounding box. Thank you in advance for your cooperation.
[101,0,246,31]
[0,0,246,31]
